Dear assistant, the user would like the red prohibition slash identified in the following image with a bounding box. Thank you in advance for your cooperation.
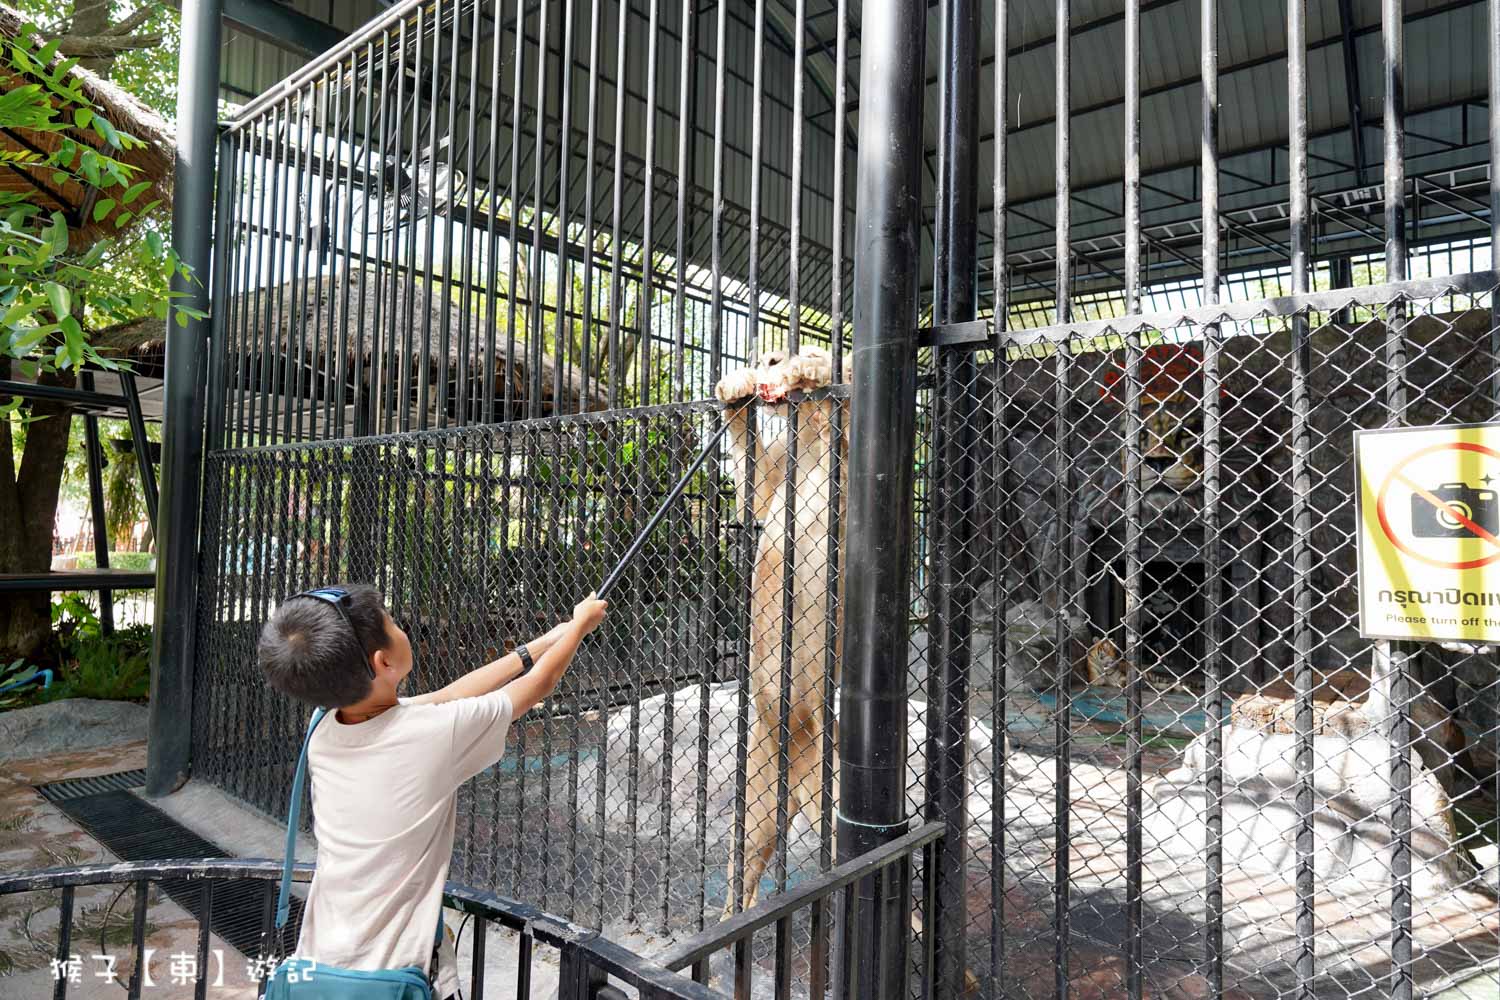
[1376,440,1500,570]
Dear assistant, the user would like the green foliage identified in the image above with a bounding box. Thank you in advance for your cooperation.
[13,595,153,704]
[0,657,50,709]
[0,20,203,409]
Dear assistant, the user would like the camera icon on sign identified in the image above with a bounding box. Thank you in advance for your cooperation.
[1411,482,1499,538]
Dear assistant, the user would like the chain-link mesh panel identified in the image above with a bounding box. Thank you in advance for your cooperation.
[191,390,850,995]
[913,276,1500,998]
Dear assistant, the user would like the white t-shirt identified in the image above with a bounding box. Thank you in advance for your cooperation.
[292,689,515,999]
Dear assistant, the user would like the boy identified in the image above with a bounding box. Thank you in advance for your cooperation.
[257,583,608,1000]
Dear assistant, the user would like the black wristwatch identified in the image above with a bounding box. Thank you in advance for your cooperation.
[515,642,535,675]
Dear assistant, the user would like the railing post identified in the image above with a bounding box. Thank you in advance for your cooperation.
[836,0,926,993]
[146,0,224,796]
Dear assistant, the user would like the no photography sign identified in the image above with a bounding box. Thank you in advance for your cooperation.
[1356,422,1500,643]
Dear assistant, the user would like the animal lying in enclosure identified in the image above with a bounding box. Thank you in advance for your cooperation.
[715,346,849,914]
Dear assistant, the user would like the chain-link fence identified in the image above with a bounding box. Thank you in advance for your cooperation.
[910,275,1500,998]
[190,384,858,993]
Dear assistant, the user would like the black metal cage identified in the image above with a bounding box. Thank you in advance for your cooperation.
[172,0,1500,997]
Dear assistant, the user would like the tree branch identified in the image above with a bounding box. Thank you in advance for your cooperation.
[106,8,158,37]
[54,33,165,57]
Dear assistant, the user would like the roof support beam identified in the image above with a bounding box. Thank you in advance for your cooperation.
[174,0,345,57]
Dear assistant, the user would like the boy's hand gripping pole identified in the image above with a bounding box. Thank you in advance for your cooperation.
[596,400,750,601]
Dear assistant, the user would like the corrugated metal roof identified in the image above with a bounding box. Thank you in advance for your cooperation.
[215,0,1494,304]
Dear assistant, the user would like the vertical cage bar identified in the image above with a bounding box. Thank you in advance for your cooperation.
[506,0,526,423]
[225,132,245,450]
[266,100,291,442]
[1199,0,1224,995]
[709,0,728,390]
[482,1,503,425]
[399,12,423,433]
[1053,4,1072,998]
[1054,0,1070,326]
[732,404,760,916]
[672,0,696,399]
[337,58,359,439]
[607,0,628,412]
[419,0,445,431]
[748,0,765,375]
[373,37,395,435]
[775,411,801,905]
[458,0,483,427]
[1121,3,1143,998]
[557,0,576,416]
[832,0,849,375]
[307,77,330,440]
[641,0,660,405]
[1287,3,1315,998]
[989,3,1008,993]
[1381,3,1413,998]
[580,0,603,413]
[250,112,273,444]
[1491,1,1500,410]
[789,0,806,356]
[529,0,550,419]
[286,87,310,443]
[929,0,979,992]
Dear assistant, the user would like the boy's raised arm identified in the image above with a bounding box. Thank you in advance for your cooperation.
[501,597,608,717]
[402,619,574,706]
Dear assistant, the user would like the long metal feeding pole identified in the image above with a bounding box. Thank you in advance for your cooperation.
[596,401,751,601]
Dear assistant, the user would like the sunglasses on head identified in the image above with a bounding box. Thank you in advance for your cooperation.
[286,587,377,679]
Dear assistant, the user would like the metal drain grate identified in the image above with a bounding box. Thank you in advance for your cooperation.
[34,768,147,801]
[49,789,304,959]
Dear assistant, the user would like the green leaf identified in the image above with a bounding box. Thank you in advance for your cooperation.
[174,308,190,328]
[50,171,67,186]
[44,282,69,318]
[113,211,133,228]
[121,180,151,205]
[92,198,115,222]
[151,299,168,320]
[145,231,163,258]
[91,115,121,150]
[61,315,83,369]
[72,108,93,131]
[0,298,35,329]
[44,211,68,257]
[36,37,61,65]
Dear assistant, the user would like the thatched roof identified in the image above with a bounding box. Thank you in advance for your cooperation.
[0,5,174,250]
[95,267,610,421]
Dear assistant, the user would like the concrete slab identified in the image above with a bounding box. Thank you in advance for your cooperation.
[0,698,148,764]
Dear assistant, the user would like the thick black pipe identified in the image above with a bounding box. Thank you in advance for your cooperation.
[146,0,223,797]
[835,0,924,993]
[927,0,978,995]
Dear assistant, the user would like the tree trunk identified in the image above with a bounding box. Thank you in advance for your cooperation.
[0,363,77,663]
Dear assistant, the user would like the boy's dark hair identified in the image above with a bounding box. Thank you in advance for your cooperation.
[258,583,391,708]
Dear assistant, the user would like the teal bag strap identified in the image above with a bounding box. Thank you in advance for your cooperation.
[276,706,327,930]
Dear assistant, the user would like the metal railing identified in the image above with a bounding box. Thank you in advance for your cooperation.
[650,821,944,1000]
[0,859,722,1000]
